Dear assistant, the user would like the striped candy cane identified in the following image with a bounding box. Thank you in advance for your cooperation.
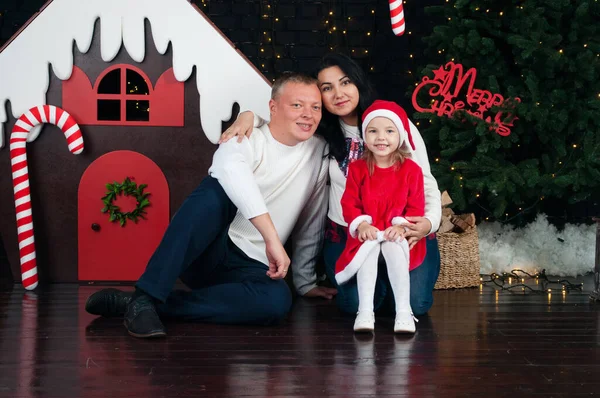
[10,105,84,290]
[389,0,406,36]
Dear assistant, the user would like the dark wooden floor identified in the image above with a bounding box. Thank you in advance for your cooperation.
[1,276,599,397]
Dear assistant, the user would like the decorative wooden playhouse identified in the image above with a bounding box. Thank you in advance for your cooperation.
[0,0,271,287]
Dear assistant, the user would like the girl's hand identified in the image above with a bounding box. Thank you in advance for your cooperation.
[219,111,255,144]
[384,225,405,242]
[357,222,379,242]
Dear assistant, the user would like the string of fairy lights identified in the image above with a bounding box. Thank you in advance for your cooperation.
[480,269,583,295]
[322,0,377,67]
[319,0,381,78]
[192,0,444,81]
[259,0,278,81]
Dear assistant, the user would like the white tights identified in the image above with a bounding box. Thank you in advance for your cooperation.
[356,241,411,315]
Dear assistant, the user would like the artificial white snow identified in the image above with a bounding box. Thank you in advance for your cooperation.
[0,0,271,148]
[478,214,595,277]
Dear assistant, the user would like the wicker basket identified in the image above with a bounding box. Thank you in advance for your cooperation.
[434,226,481,289]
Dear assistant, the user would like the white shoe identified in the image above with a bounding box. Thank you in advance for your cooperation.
[394,312,417,334]
[353,311,375,333]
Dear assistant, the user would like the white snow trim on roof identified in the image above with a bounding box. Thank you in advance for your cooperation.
[0,0,271,148]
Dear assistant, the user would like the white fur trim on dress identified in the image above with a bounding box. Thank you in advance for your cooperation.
[391,216,409,227]
[336,231,406,285]
[349,215,373,238]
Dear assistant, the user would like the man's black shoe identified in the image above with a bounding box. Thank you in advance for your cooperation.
[124,294,166,338]
[85,288,132,317]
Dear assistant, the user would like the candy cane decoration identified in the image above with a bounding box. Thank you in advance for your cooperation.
[389,0,406,36]
[10,105,84,290]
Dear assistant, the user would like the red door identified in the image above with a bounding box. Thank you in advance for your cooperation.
[78,150,169,281]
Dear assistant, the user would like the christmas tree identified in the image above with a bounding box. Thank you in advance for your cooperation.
[412,0,600,225]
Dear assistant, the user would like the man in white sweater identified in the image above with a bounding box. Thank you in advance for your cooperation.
[85,73,336,338]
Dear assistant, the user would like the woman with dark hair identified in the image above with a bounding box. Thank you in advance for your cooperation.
[310,53,377,164]
[220,53,441,317]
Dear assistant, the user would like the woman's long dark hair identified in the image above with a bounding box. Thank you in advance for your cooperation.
[312,53,377,162]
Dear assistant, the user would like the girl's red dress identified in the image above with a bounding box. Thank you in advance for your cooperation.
[335,158,427,282]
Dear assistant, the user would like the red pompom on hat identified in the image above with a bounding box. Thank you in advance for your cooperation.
[361,100,415,151]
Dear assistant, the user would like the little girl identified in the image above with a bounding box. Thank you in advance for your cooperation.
[335,100,426,334]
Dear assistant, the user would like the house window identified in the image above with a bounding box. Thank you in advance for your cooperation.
[96,65,152,123]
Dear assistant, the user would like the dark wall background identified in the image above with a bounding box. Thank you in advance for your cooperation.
[197,0,441,110]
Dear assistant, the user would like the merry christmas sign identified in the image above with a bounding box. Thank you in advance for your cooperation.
[412,62,520,136]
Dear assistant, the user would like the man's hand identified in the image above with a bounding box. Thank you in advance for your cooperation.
[402,216,432,249]
[265,240,291,280]
[383,225,406,242]
[249,213,290,279]
[303,286,338,300]
[357,221,379,242]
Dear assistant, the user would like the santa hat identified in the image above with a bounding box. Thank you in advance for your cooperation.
[361,100,415,151]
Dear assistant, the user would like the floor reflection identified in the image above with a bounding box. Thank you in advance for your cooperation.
[17,291,38,398]
[0,279,597,397]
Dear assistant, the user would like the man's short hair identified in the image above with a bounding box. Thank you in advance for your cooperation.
[271,72,318,100]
